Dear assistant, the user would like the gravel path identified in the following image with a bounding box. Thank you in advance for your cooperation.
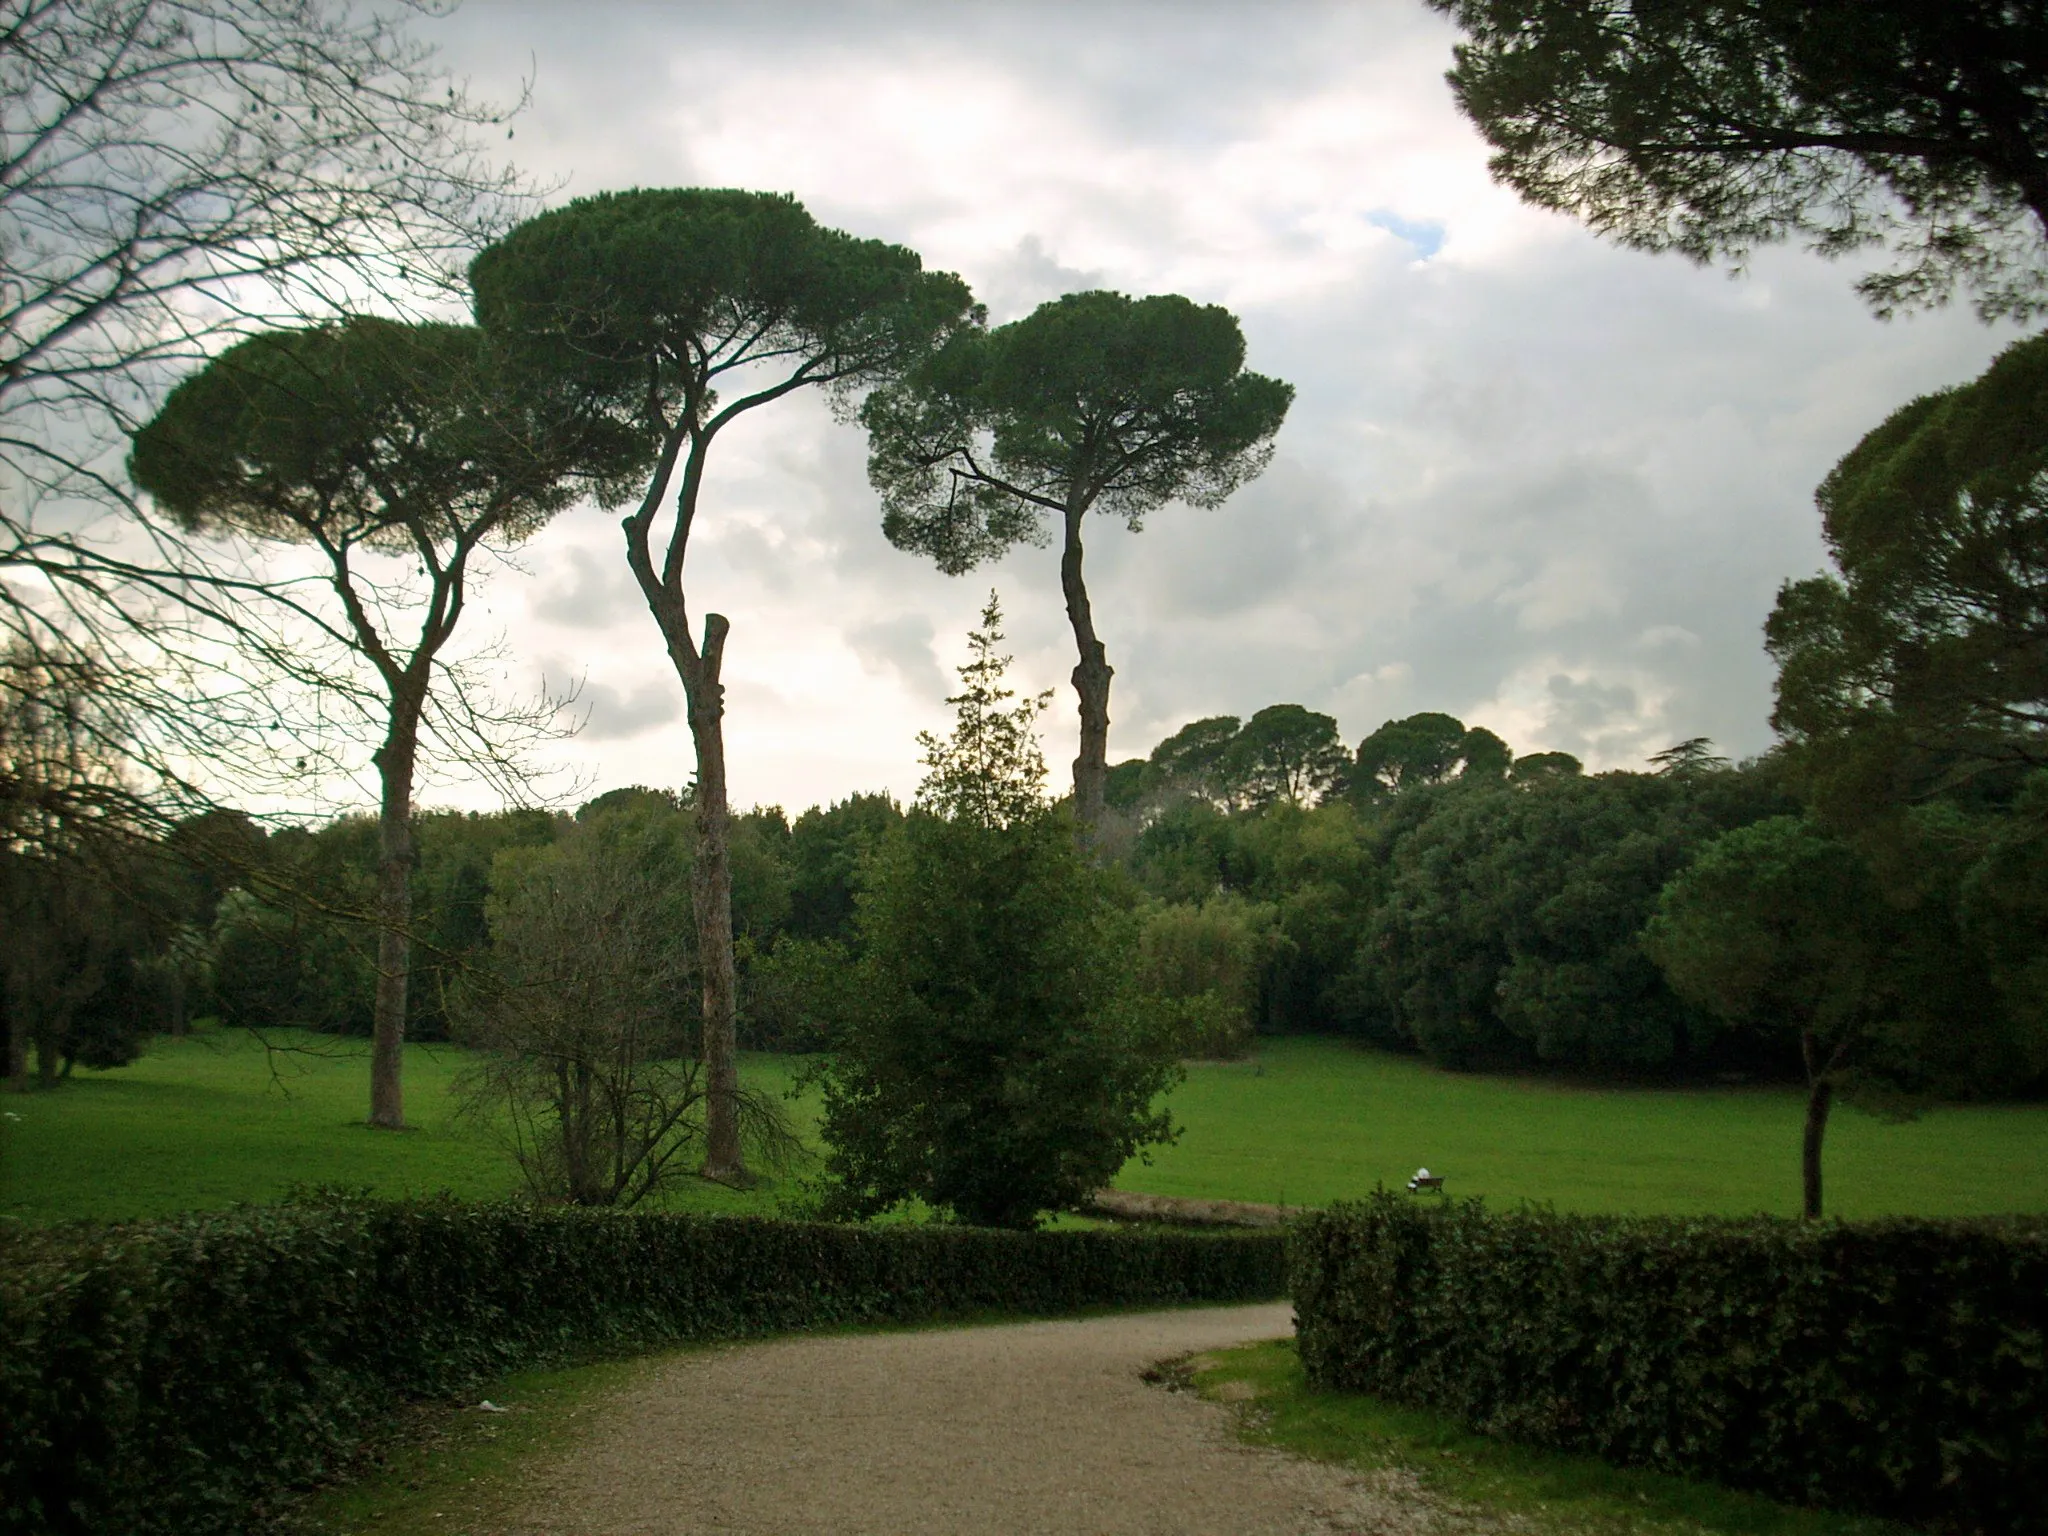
[497,1303,1465,1535]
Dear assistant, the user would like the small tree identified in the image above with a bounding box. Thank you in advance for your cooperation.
[454,799,789,1207]
[865,290,1292,832]
[814,596,1178,1228]
[1645,816,1903,1219]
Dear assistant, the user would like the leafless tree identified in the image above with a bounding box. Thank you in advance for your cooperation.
[1,0,529,820]
[453,804,797,1206]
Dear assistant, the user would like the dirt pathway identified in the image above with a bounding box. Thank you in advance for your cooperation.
[497,1303,1459,1535]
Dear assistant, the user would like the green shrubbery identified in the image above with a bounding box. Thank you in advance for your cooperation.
[0,1198,1286,1535]
[1291,1192,2048,1530]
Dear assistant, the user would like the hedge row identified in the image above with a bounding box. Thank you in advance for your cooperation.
[1291,1193,2048,1531]
[0,1198,1287,1535]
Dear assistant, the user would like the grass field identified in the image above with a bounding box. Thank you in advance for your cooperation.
[3,1030,2045,1225]
[0,1028,814,1225]
[1123,1036,2048,1220]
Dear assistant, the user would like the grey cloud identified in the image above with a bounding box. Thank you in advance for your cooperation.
[846,613,948,701]
[980,235,1105,324]
[572,677,683,742]
[531,544,642,629]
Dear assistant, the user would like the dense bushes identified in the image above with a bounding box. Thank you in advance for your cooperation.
[0,1198,1286,1535]
[1292,1193,2048,1531]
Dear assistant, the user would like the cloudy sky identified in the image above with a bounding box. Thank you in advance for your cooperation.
[409,0,2024,816]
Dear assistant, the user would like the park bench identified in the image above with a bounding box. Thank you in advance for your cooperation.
[1406,1170,1444,1193]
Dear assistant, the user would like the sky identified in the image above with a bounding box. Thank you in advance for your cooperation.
[400,0,2027,817]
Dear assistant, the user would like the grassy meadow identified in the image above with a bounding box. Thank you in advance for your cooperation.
[3,1029,2045,1225]
[1123,1036,2048,1220]
[0,1028,814,1225]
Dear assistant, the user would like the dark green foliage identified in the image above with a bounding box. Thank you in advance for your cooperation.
[1102,758,1150,812]
[1349,711,1512,803]
[1508,750,1582,783]
[1768,330,2048,825]
[406,809,558,1038]
[1131,893,1282,1059]
[816,807,1179,1229]
[1344,771,1797,1071]
[0,1200,1286,1536]
[471,188,975,420]
[1220,704,1348,809]
[1292,1193,2048,1529]
[865,292,1293,571]
[1148,715,1244,799]
[1430,0,2048,321]
[786,792,902,943]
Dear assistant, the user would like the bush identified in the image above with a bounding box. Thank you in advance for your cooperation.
[0,1199,1287,1535]
[1291,1193,2048,1531]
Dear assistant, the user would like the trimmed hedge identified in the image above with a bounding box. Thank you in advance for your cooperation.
[0,1199,1287,1535]
[1291,1193,2048,1532]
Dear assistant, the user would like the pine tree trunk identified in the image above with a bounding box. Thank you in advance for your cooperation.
[1059,504,1113,835]
[367,713,420,1131]
[680,620,745,1182]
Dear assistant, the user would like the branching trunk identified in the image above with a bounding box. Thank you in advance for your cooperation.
[367,700,422,1131]
[1059,502,1113,836]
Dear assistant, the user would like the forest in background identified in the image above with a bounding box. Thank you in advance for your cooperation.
[26,697,2042,1108]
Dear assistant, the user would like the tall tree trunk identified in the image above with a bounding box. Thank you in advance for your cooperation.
[367,710,421,1131]
[1059,504,1113,835]
[677,615,745,1182]
[1800,1036,1833,1221]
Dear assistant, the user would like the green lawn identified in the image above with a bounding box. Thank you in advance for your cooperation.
[4,1030,2044,1225]
[1123,1036,2048,1219]
[0,1028,813,1225]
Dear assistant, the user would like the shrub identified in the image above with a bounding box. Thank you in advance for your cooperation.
[1291,1193,2048,1531]
[0,1199,1286,1535]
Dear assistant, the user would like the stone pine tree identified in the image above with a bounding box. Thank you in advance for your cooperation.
[1767,330,2048,825]
[863,290,1292,835]
[469,189,976,1180]
[130,318,642,1129]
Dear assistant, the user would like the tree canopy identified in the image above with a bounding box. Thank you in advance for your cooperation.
[1221,704,1349,809]
[1350,711,1511,801]
[1766,329,2048,821]
[1429,0,2048,319]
